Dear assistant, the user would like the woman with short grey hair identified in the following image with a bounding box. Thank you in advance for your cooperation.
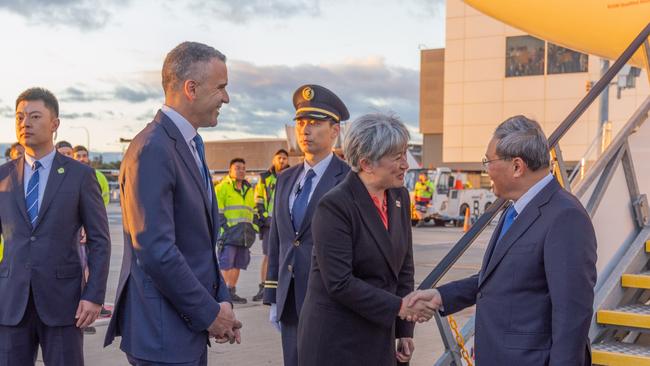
[344,113,411,173]
[298,113,436,366]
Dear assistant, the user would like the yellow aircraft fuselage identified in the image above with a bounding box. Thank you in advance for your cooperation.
[463,0,650,70]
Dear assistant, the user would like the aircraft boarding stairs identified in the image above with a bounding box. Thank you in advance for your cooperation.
[427,23,650,366]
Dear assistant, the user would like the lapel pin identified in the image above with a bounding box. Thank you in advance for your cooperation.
[396,200,401,208]
[57,167,65,174]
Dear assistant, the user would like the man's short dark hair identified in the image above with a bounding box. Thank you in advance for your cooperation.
[229,158,245,167]
[16,87,59,118]
[73,145,88,154]
[274,149,289,157]
[55,141,73,150]
[162,42,226,94]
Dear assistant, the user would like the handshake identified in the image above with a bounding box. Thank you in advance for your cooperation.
[207,302,243,344]
[398,289,443,323]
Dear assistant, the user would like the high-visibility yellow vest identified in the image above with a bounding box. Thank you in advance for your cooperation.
[95,170,110,207]
[215,175,258,235]
[414,179,435,201]
[254,169,278,219]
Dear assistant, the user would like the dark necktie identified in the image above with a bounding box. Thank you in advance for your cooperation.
[25,161,42,225]
[291,169,316,231]
[192,134,211,193]
[497,204,518,243]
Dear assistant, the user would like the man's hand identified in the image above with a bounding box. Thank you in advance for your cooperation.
[75,300,102,328]
[208,302,243,344]
[396,337,415,363]
[400,289,443,323]
[269,303,281,332]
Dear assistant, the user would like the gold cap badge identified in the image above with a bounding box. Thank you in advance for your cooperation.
[302,87,314,101]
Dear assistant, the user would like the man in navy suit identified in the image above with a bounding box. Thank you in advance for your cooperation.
[104,42,241,365]
[0,87,110,365]
[263,84,351,366]
[409,115,597,365]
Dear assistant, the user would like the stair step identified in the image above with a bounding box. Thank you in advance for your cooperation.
[597,304,650,330]
[592,341,650,366]
[622,272,650,289]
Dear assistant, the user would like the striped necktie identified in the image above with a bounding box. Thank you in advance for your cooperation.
[26,161,42,225]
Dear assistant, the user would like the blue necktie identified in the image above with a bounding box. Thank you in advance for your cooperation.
[26,161,42,225]
[192,134,211,192]
[497,204,518,243]
[291,169,316,231]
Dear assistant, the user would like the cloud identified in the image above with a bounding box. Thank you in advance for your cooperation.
[206,57,419,137]
[189,0,320,24]
[59,112,98,120]
[58,84,161,104]
[0,104,12,118]
[59,87,106,102]
[0,0,128,30]
[114,85,162,103]
[405,0,445,18]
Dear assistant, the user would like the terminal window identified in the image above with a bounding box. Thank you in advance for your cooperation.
[547,43,588,74]
[506,35,545,77]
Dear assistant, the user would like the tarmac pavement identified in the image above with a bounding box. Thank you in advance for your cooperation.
[50,203,495,365]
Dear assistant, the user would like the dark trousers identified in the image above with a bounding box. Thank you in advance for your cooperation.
[126,349,207,366]
[0,290,83,366]
[260,225,271,255]
[280,281,299,366]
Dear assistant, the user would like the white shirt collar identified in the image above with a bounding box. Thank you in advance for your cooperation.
[512,173,554,214]
[24,148,56,170]
[302,152,334,178]
[161,105,197,144]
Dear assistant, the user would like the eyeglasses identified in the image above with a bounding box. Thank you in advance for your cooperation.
[481,156,509,168]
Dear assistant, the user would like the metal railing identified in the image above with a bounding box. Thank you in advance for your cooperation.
[428,22,650,365]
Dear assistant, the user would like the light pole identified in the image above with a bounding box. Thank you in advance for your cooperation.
[70,126,90,152]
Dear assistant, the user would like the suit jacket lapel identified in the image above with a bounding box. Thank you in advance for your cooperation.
[282,165,304,234]
[387,189,407,268]
[349,173,399,278]
[298,156,346,236]
[34,153,68,229]
[11,157,31,226]
[479,179,560,286]
[478,204,509,286]
[158,111,213,224]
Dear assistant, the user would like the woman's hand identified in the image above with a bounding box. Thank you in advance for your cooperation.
[396,337,415,363]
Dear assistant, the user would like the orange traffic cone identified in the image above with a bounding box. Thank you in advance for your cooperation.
[463,207,471,232]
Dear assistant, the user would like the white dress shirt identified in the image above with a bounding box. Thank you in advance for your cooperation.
[511,173,555,218]
[288,152,334,213]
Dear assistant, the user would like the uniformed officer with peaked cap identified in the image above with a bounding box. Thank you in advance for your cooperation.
[264,84,351,366]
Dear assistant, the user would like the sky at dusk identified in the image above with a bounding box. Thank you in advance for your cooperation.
[0,0,445,152]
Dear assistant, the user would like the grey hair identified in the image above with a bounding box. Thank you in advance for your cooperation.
[493,115,550,171]
[162,42,226,94]
[344,113,410,173]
